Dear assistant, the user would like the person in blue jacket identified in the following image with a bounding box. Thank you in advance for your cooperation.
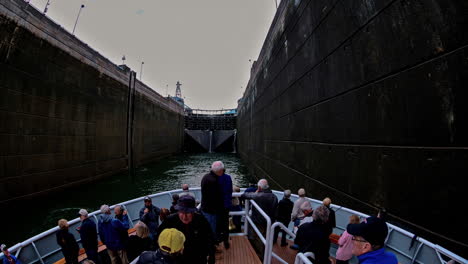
[1,244,21,264]
[216,162,233,249]
[98,204,130,264]
[347,216,398,264]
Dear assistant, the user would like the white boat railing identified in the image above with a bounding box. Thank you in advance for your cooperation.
[1,188,467,264]
[294,252,315,264]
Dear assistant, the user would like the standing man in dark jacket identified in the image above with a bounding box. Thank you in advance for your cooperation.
[273,190,294,246]
[56,219,79,264]
[217,163,233,249]
[139,196,161,239]
[241,179,278,257]
[241,179,278,226]
[200,161,224,236]
[157,195,215,264]
[77,209,99,263]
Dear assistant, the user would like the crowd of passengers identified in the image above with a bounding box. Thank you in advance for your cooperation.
[1,161,400,264]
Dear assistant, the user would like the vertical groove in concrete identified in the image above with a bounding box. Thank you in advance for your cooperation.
[0,0,185,203]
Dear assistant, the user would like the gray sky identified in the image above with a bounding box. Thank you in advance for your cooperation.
[29,0,278,109]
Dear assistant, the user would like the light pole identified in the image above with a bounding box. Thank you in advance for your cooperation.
[72,4,85,35]
[122,55,126,65]
[43,0,50,14]
[140,61,144,80]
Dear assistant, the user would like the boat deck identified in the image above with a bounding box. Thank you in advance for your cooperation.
[215,236,262,264]
[271,239,297,264]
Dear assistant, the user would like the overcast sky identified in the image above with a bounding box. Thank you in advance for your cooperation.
[28,0,278,109]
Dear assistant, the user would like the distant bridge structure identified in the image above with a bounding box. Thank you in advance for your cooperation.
[184,108,237,152]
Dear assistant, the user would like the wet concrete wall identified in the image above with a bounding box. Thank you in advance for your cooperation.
[237,0,468,255]
[0,0,184,203]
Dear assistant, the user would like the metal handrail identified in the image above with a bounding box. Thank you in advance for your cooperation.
[270,191,468,264]
[268,222,296,264]
[2,188,467,264]
[294,252,315,264]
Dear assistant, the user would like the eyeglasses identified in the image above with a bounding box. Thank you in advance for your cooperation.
[352,237,368,243]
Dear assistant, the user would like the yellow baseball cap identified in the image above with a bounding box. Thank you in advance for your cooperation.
[158,228,186,254]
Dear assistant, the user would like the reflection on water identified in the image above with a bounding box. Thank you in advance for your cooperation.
[0,153,254,247]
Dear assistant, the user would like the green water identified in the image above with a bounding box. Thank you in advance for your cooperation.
[0,153,254,247]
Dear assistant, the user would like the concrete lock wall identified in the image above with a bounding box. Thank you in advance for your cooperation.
[237,0,468,255]
[0,0,184,204]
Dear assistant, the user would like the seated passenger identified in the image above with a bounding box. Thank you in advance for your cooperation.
[294,205,331,264]
[127,221,154,262]
[346,216,398,264]
[137,228,185,264]
[179,184,195,198]
[156,195,215,264]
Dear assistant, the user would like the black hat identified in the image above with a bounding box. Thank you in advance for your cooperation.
[347,216,388,246]
[175,195,197,213]
[144,196,152,201]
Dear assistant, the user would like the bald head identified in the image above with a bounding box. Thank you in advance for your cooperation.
[257,179,269,190]
[182,184,189,191]
[323,197,332,207]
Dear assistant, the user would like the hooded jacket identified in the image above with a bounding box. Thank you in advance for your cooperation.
[98,214,130,251]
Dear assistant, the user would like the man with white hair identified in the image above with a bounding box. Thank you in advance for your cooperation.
[77,209,99,263]
[241,179,278,226]
[200,161,225,241]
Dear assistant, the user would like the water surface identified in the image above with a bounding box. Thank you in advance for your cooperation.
[0,153,254,247]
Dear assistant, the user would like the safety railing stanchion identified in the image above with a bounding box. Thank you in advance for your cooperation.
[243,199,250,236]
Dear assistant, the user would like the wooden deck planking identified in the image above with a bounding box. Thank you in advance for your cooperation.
[271,239,297,264]
[215,236,262,264]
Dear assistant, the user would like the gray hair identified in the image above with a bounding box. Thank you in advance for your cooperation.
[257,179,269,190]
[211,161,224,172]
[312,205,330,223]
[283,189,291,198]
[100,204,111,214]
